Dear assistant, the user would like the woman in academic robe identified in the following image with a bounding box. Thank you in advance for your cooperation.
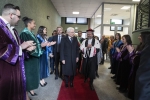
[20,17,50,100]
[127,32,150,100]
[37,26,56,87]
[115,35,132,93]
[111,33,123,78]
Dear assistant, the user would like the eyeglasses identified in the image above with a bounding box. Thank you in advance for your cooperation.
[12,13,21,19]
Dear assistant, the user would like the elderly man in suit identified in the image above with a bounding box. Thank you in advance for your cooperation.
[60,27,79,87]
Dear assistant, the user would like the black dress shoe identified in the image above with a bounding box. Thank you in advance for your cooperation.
[28,91,37,96]
[40,83,45,87]
[90,84,94,90]
[65,84,68,87]
[119,88,127,93]
[70,83,73,87]
[55,77,58,80]
[50,71,53,74]
[116,87,122,91]
[44,82,47,86]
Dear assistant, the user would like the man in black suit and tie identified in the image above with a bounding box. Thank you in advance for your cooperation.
[52,27,64,80]
[60,27,79,87]
[77,31,84,72]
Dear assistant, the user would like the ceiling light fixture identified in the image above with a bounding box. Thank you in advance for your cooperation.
[73,12,79,14]
[132,0,140,2]
[97,15,101,17]
[121,6,130,10]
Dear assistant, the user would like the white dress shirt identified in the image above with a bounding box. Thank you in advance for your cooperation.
[0,16,22,56]
[88,39,92,45]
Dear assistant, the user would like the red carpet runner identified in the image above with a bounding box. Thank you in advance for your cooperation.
[57,74,99,100]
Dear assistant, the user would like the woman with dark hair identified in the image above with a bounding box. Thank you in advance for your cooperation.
[20,17,50,100]
[127,32,150,100]
[37,26,56,87]
[115,35,132,93]
[111,33,123,78]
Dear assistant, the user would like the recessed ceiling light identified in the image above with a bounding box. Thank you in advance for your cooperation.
[73,12,79,14]
[121,6,130,10]
[97,15,101,17]
[132,0,140,2]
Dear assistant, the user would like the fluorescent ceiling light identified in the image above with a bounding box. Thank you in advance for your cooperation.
[132,0,140,1]
[73,12,79,14]
[121,6,130,10]
[97,15,101,17]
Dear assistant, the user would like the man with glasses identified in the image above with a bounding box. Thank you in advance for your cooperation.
[0,3,35,100]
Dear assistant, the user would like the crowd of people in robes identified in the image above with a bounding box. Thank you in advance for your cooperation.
[109,32,150,100]
[1,3,150,100]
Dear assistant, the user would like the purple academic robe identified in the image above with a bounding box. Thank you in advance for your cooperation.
[0,18,26,100]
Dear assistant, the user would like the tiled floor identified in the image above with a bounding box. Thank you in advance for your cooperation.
[29,62,131,100]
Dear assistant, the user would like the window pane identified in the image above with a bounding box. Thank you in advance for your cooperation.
[77,18,87,24]
[66,17,76,23]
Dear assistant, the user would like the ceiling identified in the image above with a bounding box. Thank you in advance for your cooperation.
[51,0,140,18]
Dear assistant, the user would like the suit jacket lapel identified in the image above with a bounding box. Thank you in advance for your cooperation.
[66,36,72,44]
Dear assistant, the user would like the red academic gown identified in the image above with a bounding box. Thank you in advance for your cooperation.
[0,18,26,100]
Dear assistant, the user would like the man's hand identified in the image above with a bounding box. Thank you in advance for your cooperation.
[26,46,36,51]
[62,60,65,64]
[20,41,35,50]
[76,57,79,63]
[49,53,54,57]
[87,44,92,48]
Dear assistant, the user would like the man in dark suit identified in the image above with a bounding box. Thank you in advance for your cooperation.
[77,31,84,72]
[60,27,79,87]
[48,30,57,74]
[52,27,65,80]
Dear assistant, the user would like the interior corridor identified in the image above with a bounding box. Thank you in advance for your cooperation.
[29,62,131,100]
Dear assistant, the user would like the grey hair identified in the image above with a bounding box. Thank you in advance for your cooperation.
[67,27,74,33]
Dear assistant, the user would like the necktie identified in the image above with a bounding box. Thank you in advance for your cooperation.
[70,37,73,43]
[58,35,61,44]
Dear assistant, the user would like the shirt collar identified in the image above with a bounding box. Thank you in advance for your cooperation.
[0,16,9,25]
[58,34,62,37]
[68,36,72,39]
[0,16,14,28]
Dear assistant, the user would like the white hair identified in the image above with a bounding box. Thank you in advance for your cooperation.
[67,27,74,33]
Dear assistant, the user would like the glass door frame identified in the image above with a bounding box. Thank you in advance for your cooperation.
[92,2,137,38]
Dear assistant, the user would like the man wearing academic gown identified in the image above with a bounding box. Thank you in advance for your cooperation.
[0,4,35,100]
[80,28,100,90]
[60,27,79,87]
